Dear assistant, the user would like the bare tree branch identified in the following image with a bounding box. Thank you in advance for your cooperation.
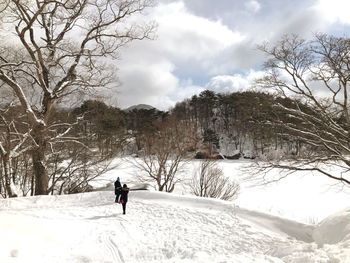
[257,34,350,185]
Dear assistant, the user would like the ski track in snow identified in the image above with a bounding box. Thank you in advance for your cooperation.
[102,233,124,263]
[0,190,349,263]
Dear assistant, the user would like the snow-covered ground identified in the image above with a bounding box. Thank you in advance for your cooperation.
[96,158,350,223]
[1,158,350,262]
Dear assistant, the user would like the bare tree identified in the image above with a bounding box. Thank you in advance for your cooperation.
[44,141,96,194]
[257,34,350,185]
[0,0,155,194]
[0,104,33,197]
[190,160,240,201]
[133,117,191,192]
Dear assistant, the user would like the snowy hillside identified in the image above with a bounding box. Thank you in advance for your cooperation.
[1,190,350,263]
[95,158,350,223]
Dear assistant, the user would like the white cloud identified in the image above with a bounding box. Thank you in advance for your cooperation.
[116,58,179,110]
[245,0,261,13]
[316,0,350,24]
[206,75,249,93]
[115,1,246,110]
[205,70,265,93]
[105,0,350,111]
[153,2,245,61]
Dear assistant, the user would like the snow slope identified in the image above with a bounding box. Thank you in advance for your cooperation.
[95,158,350,223]
[1,190,350,263]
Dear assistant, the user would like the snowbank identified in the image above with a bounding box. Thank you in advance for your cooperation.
[313,208,350,245]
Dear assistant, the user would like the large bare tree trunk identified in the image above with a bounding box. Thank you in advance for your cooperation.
[32,148,48,195]
[32,127,48,195]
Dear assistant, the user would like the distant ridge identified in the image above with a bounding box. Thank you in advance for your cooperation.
[124,104,156,112]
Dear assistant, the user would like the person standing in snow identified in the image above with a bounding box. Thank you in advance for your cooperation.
[120,184,130,215]
[114,177,122,203]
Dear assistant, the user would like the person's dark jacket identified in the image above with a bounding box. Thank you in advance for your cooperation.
[120,186,129,203]
[114,180,122,195]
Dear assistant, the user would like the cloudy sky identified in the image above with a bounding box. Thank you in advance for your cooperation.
[111,0,350,110]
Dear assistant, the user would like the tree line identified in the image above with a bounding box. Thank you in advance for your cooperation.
[172,90,304,159]
[0,88,307,197]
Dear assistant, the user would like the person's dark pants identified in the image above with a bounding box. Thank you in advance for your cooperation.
[115,193,120,203]
[122,202,127,214]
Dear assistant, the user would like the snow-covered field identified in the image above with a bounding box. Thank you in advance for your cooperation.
[1,158,350,262]
[97,158,350,223]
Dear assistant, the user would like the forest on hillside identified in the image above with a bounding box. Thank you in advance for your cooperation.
[0,88,334,197]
